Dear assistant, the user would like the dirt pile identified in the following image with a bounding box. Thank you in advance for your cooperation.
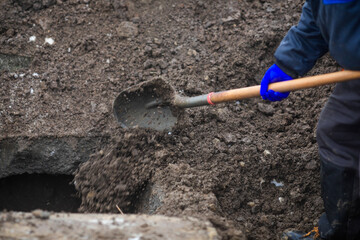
[74,129,171,213]
[1,0,342,239]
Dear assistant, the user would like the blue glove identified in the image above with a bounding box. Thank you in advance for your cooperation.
[260,64,293,101]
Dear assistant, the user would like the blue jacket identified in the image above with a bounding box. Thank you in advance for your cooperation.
[275,0,360,78]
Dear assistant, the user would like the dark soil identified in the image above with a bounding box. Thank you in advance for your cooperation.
[1,0,342,239]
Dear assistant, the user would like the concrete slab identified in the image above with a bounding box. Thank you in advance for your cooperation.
[0,212,220,240]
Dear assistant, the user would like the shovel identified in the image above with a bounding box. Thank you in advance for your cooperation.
[113,70,360,131]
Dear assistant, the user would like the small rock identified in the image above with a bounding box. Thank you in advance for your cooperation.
[33,2,42,10]
[32,209,50,219]
[152,48,162,57]
[290,189,301,199]
[144,45,152,54]
[98,103,108,114]
[32,73,39,78]
[305,160,318,170]
[257,103,275,115]
[222,133,237,144]
[263,150,271,156]
[158,60,168,69]
[116,21,138,38]
[37,17,51,30]
[153,38,162,45]
[260,215,269,224]
[259,178,265,187]
[6,29,15,37]
[221,16,239,25]
[44,37,54,45]
[29,36,36,42]
[132,17,141,23]
[86,191,96,199]
[251,205,260,214]
[12,111,21,116]
[236,216,245,222]
[215,108,231,122]
[204,21,215,29]
[208,203,217,212]
[266,7,275,12]
[212,138,221,146]
[42,0,56,7]
[187,49,197,57]
[140,0,153,3]
[143,59,154,69]
[181,137,190,144]
[169,58,178,67]
[241,137,252,144]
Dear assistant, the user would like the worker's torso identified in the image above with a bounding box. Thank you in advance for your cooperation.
[309,0,360,70]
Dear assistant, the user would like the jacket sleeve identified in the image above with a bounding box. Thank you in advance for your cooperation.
[274,2,328,78]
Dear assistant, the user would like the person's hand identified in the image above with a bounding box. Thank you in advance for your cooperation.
[260,64,293,101]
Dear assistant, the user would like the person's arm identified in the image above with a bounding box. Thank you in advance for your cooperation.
[274,1,329,78]
[261,1,329,101]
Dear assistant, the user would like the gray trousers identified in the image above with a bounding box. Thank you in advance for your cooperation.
[316,79,360,240]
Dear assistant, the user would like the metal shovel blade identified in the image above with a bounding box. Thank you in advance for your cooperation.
[113,79,179,131]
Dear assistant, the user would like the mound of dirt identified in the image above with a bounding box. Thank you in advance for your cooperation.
[1,0,342,239]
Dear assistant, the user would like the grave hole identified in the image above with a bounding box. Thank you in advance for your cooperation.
[0,173,81,212]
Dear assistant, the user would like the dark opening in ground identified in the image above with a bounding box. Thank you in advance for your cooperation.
[0,174,81,212]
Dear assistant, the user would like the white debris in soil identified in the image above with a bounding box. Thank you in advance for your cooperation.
[187,49,197,56]
[128,234,142,240]
[29,36,36,42]
[259,177,265,186]
[45,37,55,45]
[168,132,172,135]
[278,197,285,203]
[19,73,25,78]
[263,149,271,156]
[271,179,284,187]
[32,73,39,78]
[106,59,110,63]
[30,88,34,94]
[68,47,71,53]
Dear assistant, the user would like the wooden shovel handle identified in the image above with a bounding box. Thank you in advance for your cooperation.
[210,70,360,104]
